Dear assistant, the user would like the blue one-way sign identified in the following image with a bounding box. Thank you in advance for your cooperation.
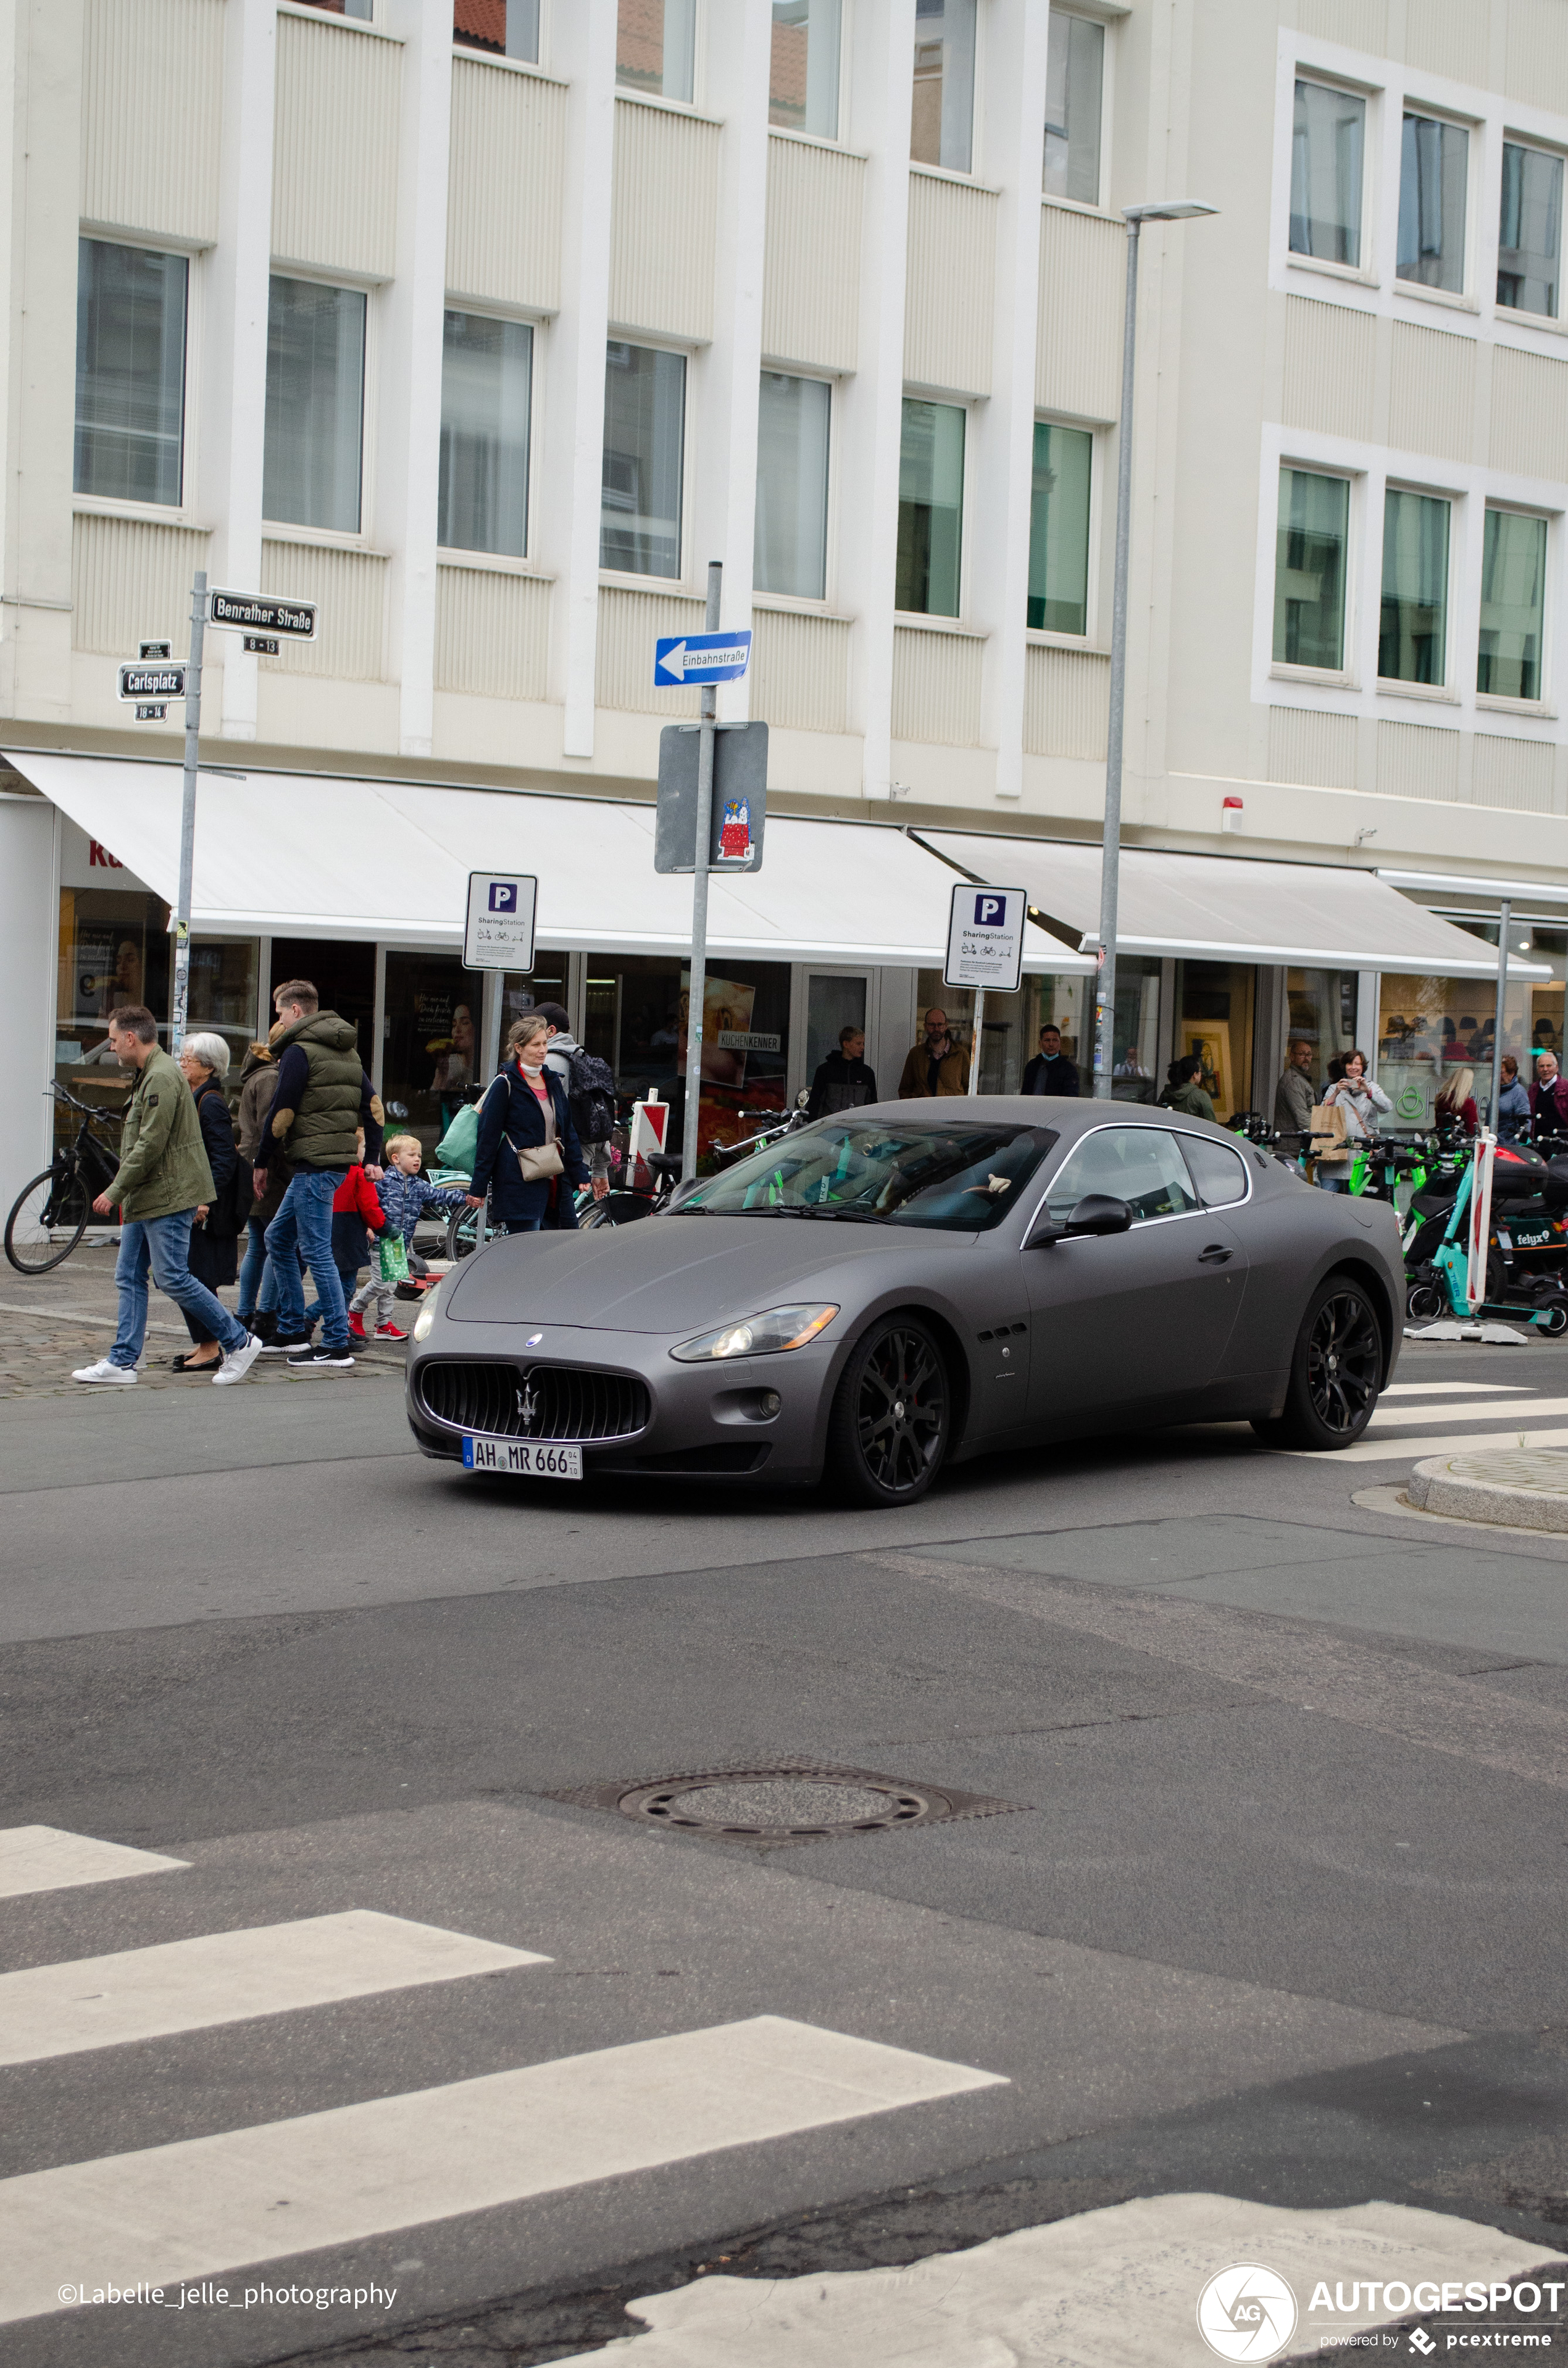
[654,630,753,687]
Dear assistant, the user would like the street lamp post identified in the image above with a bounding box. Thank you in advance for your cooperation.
[1089,199,1219,1100]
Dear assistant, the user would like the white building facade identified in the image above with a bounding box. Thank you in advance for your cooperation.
[1,0,1562,1208]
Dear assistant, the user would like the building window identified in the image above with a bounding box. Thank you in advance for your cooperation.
[1273,467,1349,671]
[1290,79,1364,267]
[1027,421,1091,634]
[74,240,188,507]
[1398,112,1468,293]
[1043,10,1104,206]
[601,342,685,577]
[755,372,830,600]
[896,398,964,617]
[262,277,367,534]
[911,0,976,175]
[1478,508,1547,701]
[1380,487,1449,685]
[1498,141,1562,319]
[453,1,538,59]
[617,0,695,104]
[769,0,841,140]
[438,312,532,558]
[295,0,375,17]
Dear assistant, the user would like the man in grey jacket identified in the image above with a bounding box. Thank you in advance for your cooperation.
[535,1003,611,1200]
[1274,1037,1316,1140]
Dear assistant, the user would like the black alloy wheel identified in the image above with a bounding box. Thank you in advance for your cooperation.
[4,1169,90,1275]
[1252,1275,1382,1452]
[827,1317,950,1506]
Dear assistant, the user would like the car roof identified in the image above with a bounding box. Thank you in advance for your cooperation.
[848,1096,1235,1140]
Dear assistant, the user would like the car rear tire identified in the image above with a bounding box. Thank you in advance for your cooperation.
[825,1316,950,1507]
[1251,1274,1383,1452]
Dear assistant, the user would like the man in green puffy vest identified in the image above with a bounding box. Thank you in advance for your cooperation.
[251,978,383,1371]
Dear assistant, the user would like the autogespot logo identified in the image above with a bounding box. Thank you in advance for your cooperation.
[1197,2264,1299,2361]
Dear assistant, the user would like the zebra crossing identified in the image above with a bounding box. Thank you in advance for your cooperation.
[0,1825,1006,2332]
[1296,1376,1568,1460]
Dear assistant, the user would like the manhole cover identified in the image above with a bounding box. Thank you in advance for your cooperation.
[546,1761,1027,1846]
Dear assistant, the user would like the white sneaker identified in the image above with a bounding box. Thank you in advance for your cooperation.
[212,1333,264,1386]
[73,1358,136,1386]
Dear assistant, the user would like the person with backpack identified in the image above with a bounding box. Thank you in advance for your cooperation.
[535,1002,612,1202]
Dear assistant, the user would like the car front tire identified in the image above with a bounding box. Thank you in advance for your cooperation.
[1251,1274,1383,1452]
[825,1316,950,1507]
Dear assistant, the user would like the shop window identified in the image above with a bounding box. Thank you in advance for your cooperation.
[770,0,841,140]
[1378,961,1525,1129]
[896,398,964,617]
[296,1,375,17]
[382,953,477,1164]
[269,940,377,1050]
[75,240,188,508]
[263,277,367,535]
[55,889,259,1131]
[454,1,538,60]
[439,311,532,558]
[601,343,685,579]
[755,372,830,601]
[583,952,790,1168]
[1498,141,1562,319]
[617,0,695,103]
[1043,9,1104,206]
[1398,111,1468,295]
[1174,961,1255,1123]
[911,969,1115,1097]
[1379,487,1449,685]
[911,0,976,174]
[1478,509,1546,701]
[1290,79,1364,267]
[804,974,868,1088]
[1274,467,1349,671]
[1282,969,1358,1104]
[1028,421,1092,635]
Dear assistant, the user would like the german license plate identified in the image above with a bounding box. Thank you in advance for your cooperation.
[462,1437,582,1479]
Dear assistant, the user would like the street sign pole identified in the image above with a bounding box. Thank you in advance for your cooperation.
[682,559,722,1182]
[967,989,985,1096]
[170,569,207,1056]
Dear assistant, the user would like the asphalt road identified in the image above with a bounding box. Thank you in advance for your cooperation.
[4,1292,1567,2366]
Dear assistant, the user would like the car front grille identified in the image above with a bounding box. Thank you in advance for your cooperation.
[416,1360,651,1444]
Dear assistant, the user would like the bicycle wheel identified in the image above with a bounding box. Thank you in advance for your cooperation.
[445,1203,491,1260]
[5,1169,91,1274]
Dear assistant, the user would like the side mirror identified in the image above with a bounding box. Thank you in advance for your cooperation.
[1066,1193,1133,1236]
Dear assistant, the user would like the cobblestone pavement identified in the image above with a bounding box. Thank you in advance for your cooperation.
[0,1244,408,1398]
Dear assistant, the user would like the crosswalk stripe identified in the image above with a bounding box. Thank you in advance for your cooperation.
[1383,1380,1530,1396]
[1289,1423,1568,1462]
[0,1827,188,1900]
[0,2016,1005,2326]
[1366,1395,1568,1427]
[0,1912,548,2067]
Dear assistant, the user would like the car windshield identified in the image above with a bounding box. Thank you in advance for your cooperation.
[677,1121,1054,1232]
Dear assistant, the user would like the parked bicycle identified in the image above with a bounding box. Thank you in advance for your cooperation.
[5,1083,123,1274]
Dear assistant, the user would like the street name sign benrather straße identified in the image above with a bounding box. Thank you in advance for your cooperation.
[206,589,317,641]
[464,872,538,973]
[945,884,1028,994]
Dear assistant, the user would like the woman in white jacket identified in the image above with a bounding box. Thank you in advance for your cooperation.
[1317,1050,1393,1190]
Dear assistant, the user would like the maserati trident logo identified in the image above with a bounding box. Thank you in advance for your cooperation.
[515,1379,539,1433]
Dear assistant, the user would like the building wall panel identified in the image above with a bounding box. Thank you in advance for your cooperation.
[761,136,862,374]
[81,0,223,243]
[904,171,996,399]
[1388,322,1474,463]
[1472,732,1556,813]
[260,540,387,680]
[1506,0,1568,114]
[597,586,704,714]
[1036,204,1123,422]
[1282,298,1376,443]
[609,98,719,343]
[435,567,550,701]
[893,627,983,747]
[272,14,402,280]
[1024,643,1110,758]
[1267,705,1358,790]
[1490,346,1568,480]
[751,609,851,734]
[446,59,564,312]
[1404,0,1490,86]
[72,516,212,655]
[1376,719,1459,802]
[1296,0,1388,45]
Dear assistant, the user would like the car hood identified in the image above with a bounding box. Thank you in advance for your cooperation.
[442,1215,974,1333]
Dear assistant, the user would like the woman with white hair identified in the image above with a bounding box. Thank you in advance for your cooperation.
[172,1031,245,1371]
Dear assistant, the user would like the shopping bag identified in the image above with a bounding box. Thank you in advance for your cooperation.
[378,1230,411,1283]
[434,1101,479,1174]
[1309,1102,1349,1163]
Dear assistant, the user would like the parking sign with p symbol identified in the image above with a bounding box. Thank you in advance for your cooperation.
[974,893,1006,928]
[488,882,516,913]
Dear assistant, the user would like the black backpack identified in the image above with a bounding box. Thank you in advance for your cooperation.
[563,1045,617,1143]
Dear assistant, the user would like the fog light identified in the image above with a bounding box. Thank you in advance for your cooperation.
[760,1390,782,1416]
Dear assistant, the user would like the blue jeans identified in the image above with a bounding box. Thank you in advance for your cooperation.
[238,1216,271,1323]
[112,1211,248,1370]
[267,1169,348,1350]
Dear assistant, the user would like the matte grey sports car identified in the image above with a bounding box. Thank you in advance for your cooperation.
[405,1099,1404,1504]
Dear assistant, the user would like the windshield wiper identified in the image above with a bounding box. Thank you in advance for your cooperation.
[793,1204,889,1223]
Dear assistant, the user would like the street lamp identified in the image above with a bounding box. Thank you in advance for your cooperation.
[1088,198,1219,1099]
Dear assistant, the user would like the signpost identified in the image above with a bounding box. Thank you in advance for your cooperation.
[653,719,767,874]
[943,884,1028,1095]
[464,872,538,973]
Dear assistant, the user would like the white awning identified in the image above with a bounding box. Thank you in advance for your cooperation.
[12,752,1091,972]
[915,830,1546,979]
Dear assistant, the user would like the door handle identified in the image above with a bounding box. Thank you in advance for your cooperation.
[1198,1243,1232,1264]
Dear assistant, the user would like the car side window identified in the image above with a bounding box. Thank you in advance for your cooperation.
[1179,1133,1249,1208]
[1044,1127,1202,1224]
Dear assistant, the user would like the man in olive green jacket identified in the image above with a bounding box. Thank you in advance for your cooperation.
[75,1005,263,1388]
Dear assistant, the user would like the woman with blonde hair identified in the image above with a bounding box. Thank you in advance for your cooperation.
[1435,1065,1478,1138]
[467,1013,590,1234]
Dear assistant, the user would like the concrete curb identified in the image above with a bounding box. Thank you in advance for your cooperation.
[1406,1448,1568,1533]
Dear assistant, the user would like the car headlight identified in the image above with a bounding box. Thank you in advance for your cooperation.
[411,1278,445,1342]
[670,1302,839,1362]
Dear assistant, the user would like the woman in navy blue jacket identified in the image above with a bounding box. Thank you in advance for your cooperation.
[468,1013,590,1233]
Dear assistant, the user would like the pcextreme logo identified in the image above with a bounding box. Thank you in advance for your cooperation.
[1197,2263,1299,2361]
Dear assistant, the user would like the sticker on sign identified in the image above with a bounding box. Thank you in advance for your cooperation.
[464,872,538,974]
[654,631,753,687]
[944,884,1028,994]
